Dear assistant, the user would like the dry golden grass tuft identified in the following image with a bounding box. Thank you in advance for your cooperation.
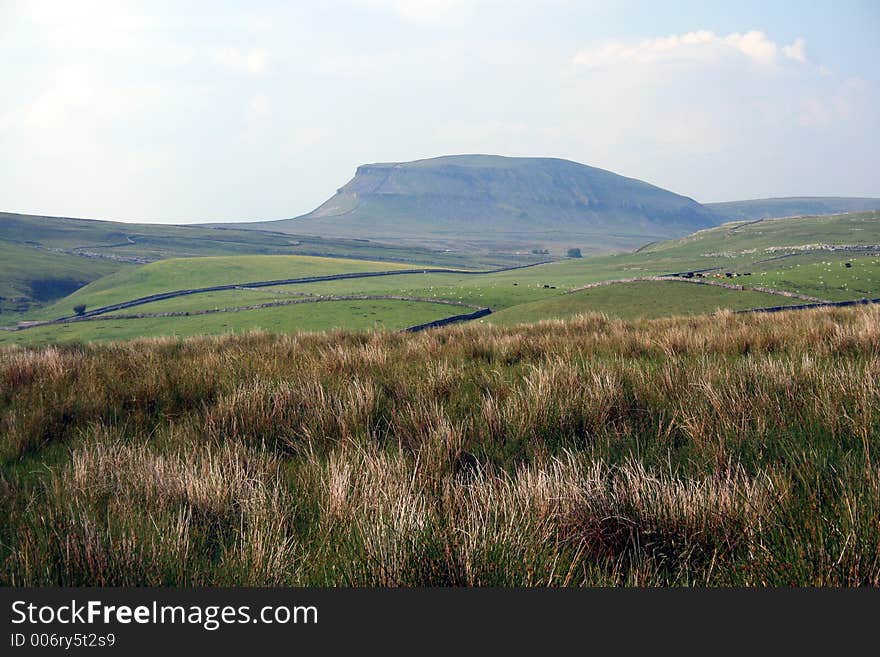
[2,305,879,585]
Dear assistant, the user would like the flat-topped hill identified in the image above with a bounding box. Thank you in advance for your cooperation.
[245,154,720,252]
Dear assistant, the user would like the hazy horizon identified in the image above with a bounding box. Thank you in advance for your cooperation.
[2,0,879,224]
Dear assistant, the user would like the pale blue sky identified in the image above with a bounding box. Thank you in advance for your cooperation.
[1,0,878,223]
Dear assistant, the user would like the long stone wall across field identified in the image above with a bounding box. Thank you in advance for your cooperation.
[736,297,880,314]
[11,295,489,328]
[38,261,548,324]
[403,307,493,332]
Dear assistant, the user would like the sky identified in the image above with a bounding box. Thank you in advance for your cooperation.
[1,0,878,224]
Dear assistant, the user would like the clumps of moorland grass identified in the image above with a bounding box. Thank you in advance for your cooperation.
[481,360,633,453]
[5,430,299,586]
[295,448,783,585]
[203,377,381,452]
[451,455,781,585]
[1,305,880,585]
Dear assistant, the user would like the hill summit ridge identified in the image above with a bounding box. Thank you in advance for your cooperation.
[262,154,720,252]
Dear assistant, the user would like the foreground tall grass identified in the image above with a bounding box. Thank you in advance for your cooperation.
[1,306,879,586]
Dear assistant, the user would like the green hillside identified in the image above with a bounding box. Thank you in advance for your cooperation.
[4,210,878,346]
[486,281,803,325]
[19,255,421,321]
[0,298,458,347]
[639,210,880,268]
[0,211,295,256]
[237,155,720,253]
[0,211,540,317]
[0,241,125,318]
[1,211,529,268]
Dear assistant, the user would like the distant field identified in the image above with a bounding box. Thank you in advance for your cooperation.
[0,241,125,318]
[72,258,675,319]
[750,256,880,301]
[125,268,571,316]
[3,210,878,343]
[172,257,872,326]
[19,255,424,321]
[0,212,542,318]
[0,298,459,347]
[0,211,531,268]
[643,210,880,260]
[486,281,804,325]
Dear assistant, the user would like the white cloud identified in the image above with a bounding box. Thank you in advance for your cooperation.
[214,48,269,75]
[783,38,808,64]
[572,30,807,71]
[731,31,779,66]
[558,27,871,196]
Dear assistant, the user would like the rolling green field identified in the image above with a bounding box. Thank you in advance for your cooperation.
[18,255,424,321]
[102,268,567,316]
[486,281,804,325]
[0,211,535,268]
[0,299,458,347]
[2,210,878,345]
[750,257,880,301]
[0,241,126,317]
[0,211,542,319]
[639,210,880,265]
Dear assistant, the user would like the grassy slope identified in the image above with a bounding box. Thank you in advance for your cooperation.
[108,268,573,315]
[20,255,423,321]
[7,210,878,344]
[0,299,459,347]
[0,212,293,253]
[0,212,540,318]
[60,256,669,319]
[647,210,880,255]
[0,241,124,301]
[1,211,520,267]
[486,281,804,325]
[145,254,875,322]
[751,257,880,301]
[0,242,126,319]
